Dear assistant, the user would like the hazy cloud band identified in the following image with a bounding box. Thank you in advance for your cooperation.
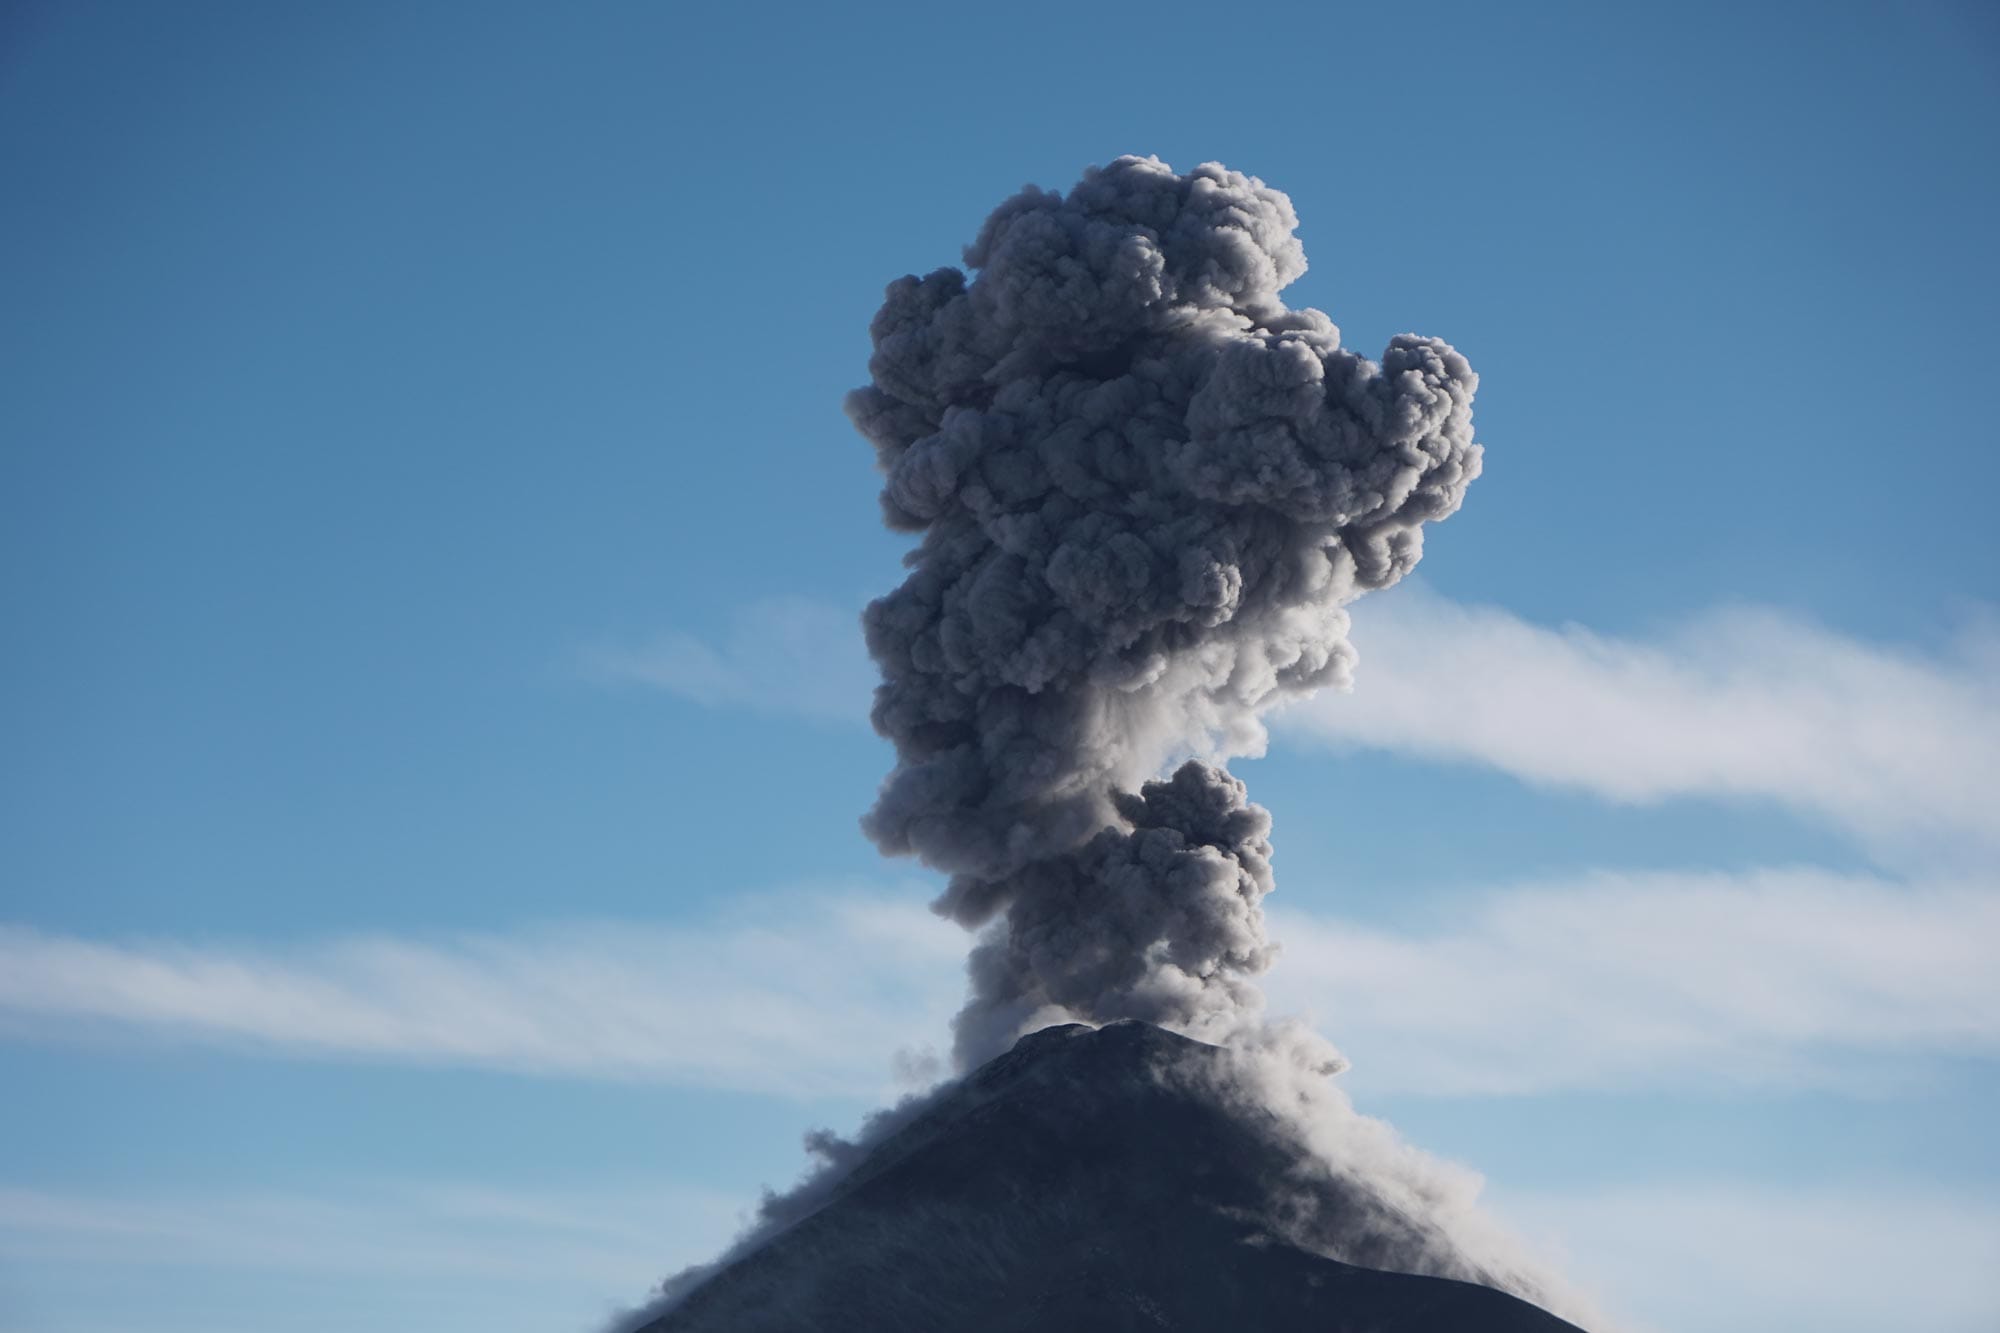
[1294,587,2000,863]
[6,871,1992,1098]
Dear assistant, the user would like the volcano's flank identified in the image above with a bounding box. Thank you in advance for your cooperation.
[633,1022,1585,1333]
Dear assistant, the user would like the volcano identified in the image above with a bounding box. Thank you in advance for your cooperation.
[632,1022,1585,1332]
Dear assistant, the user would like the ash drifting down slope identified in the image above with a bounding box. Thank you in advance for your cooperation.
[614,157,1603,1330]
[631,1024,1586,1333]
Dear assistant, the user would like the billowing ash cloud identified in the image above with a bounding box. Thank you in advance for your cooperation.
[607,159,1609,1333]
[847,154,1480,1065]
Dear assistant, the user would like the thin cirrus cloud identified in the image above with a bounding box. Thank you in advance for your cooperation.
[1265,867,2000,1096]
[3,870,1993,1099]
[581,596,875,725]
[1291,586,2000,863]
[0,890,965,1099]
[0,1178,746,1333]
[0,1179,738,1284]
[1495,1182,2000,1333]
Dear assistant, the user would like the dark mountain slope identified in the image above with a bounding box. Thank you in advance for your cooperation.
[636,1022,1586,1333]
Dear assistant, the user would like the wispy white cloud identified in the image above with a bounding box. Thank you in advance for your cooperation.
[1496,1182,2000,1333]
[1286,587,2000,864]
[582,596,873,724]
[1265,867,2000,1096]
[0,891,964,1099]
[4,871,1994,1100]
[0,1179,737,1284]
[0,1178,746,1333]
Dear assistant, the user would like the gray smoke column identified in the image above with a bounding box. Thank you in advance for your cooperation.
[848,155,1480,1067]
[605,159,1605,1333]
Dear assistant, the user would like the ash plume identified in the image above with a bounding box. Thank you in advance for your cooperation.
[609,156,1607,1333]
[848,154,1480,1066]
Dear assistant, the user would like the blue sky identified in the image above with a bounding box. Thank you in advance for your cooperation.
[3,2,1997,1330]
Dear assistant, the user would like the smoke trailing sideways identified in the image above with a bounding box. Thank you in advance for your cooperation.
[847,154,1480,1067]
